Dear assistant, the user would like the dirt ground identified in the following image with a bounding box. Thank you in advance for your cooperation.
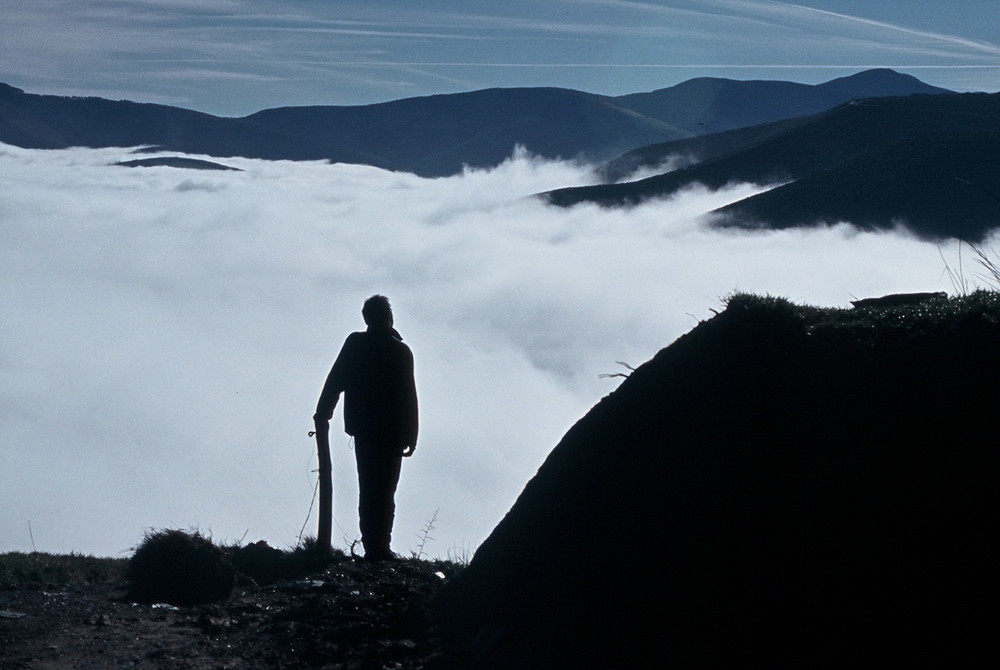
[1,557,459,669]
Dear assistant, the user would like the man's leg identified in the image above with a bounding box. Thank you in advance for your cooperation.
[355,441,403,559]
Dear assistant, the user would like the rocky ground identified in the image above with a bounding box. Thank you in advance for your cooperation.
[1,555,461,669]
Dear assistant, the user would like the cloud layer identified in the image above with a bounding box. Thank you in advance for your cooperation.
[1,143,983,558]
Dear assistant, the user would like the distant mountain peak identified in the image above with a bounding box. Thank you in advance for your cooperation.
[828,68,908,81]
[817,68,952,97]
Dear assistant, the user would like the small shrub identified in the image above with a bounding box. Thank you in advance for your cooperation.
[229,537,341,586]
[127,529,234,606]
[229,540,289,586]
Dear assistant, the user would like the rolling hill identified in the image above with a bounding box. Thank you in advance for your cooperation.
[544,92,1000,242]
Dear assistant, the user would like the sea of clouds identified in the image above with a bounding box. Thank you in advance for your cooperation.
[1,142,982,558]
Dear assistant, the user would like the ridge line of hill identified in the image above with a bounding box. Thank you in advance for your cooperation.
[1,69,951,178]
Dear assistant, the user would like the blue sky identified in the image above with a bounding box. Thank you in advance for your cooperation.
[2,0,999,115]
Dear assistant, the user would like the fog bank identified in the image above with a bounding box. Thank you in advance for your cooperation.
[0,144,973,558]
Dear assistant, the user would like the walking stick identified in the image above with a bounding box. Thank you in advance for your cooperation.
[312,418,333,554]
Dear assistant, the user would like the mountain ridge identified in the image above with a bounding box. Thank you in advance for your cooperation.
[0,70,949,178]
[613,68,951,137]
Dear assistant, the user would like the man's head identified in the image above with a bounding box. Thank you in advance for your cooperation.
[362,294,393,329]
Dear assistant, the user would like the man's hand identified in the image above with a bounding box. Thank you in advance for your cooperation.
[401,445,416,458]
[311,413,329,436]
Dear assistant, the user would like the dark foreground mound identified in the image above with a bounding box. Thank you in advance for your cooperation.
[436,292,1000,668]
[2,551,461,669]
[127,529,235,606]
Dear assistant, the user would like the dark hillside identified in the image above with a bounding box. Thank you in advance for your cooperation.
[545,92,1000,241]
[712,131,1000,240]
[436,291,1000,668]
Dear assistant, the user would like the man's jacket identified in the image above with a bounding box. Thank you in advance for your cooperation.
[316,326,418,449]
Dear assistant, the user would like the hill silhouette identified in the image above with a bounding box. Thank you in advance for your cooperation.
[436,291,1000,668]
[1,70,948,177]
[241,87,681,175]
[114,156,241,171]
[614,68,949,140]
[544,92,1000,242]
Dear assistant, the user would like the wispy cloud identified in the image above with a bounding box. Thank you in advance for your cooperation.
[770,1,1000,56]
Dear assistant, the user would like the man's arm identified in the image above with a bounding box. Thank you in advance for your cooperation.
[402,345,418,456]
[314,334,358,423]
[314,365,340,425]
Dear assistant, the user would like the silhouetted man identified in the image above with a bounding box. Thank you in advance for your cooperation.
[314,295,418,561]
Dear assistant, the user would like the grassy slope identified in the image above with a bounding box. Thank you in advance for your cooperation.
[0,552,128,588]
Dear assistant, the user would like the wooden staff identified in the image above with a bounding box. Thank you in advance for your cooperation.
[312,418,333,553]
